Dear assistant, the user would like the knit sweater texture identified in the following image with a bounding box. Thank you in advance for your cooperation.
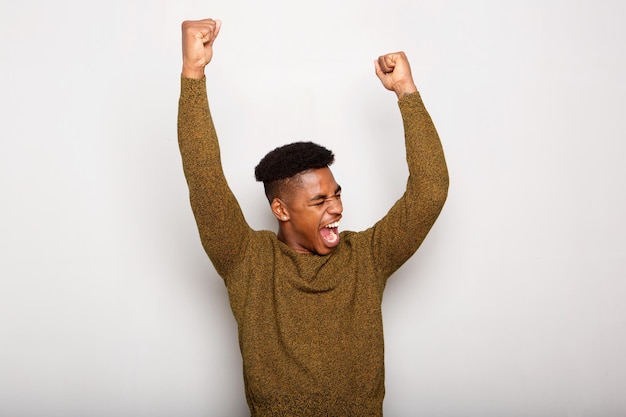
[178,77,449,416]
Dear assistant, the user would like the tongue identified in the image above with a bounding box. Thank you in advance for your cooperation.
[320,227,340,247]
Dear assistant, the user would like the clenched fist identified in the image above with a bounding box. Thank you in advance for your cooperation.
[374,52,418,99]
[181,18,222,79]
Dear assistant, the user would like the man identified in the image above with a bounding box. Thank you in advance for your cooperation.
[178,18,448,416]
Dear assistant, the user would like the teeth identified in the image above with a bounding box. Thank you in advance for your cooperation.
[325,221,340,229]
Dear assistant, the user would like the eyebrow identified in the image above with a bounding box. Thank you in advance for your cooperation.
[310,185,342,202]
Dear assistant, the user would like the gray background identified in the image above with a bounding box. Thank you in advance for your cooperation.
[1,0,625,416]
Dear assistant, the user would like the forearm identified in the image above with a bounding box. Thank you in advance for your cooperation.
[400,92,449,205]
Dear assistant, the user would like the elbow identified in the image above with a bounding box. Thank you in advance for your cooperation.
[440,171,450,203]
[431,169,449,209]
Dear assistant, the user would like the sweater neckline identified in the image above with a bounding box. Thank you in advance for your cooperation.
[275,236,343,292]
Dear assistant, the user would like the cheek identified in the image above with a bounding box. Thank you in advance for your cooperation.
[302,209,323,231]
[291,208,319,231]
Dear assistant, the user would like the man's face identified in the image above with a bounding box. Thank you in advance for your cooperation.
[279,167,343,255]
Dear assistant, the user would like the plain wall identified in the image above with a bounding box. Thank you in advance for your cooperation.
[1,0,625,416]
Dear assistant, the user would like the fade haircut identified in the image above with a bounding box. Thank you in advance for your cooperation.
[254,141,335,202]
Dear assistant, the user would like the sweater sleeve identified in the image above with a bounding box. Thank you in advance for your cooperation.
[368,91,449,278]
[177,77,253,277]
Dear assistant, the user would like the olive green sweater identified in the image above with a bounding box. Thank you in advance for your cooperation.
[178,77,448,416]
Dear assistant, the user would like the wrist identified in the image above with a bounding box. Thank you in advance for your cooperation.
[182,65,205,79]
[393,81,418,99]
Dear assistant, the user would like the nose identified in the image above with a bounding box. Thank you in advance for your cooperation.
[328,196,343,214]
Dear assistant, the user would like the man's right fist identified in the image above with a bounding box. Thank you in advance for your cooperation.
[181,18,222,79]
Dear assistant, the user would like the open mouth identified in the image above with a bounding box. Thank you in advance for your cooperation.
[320,221,340,247]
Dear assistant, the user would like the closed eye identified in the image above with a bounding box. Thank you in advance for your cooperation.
[310,185,342,206]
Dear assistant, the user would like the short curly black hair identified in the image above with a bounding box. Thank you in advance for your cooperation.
[255,141,335,202]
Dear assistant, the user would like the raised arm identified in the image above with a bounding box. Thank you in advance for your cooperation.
[178,19,252,277]
[368,52,449,277]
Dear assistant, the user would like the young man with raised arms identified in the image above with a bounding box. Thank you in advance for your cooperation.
[178,18,448,416]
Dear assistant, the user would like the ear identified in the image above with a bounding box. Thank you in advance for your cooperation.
[271,198,290,222]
